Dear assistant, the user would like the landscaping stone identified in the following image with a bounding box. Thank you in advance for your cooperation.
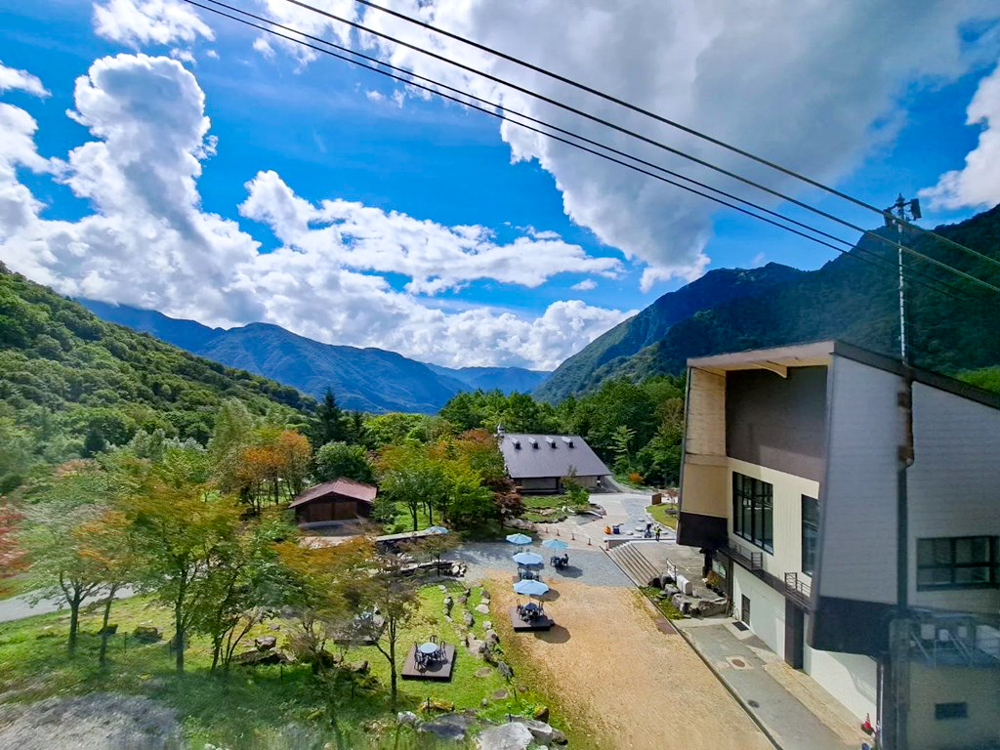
[419,712,475,742]
[235,649,288,666]
[485,629,500,644]
[463,611,475,627]
[481,698,489,707]
[131,626,161,643]
[475,603,490,614]
[254,635,276,651]
[491,689,508,700]
[483,621,493,630]
[444,596,454,615]
[457,595,468,606]
[269,622,281,631]
[396,711,419,726]
[497,661,514,680]
[466,638,486,655]
[476,722,533,750]
[533,706,549,722]
[346,661,368,674]
[520,719,565,745]
[475,667,494,678]
[98,623,118,636]
[419,698,455,713]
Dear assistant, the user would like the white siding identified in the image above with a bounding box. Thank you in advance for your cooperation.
[908,662,1000,750]
[819,356,903,604]
[908,382,1000,615]
[803,613,879,721]
[686,367,726,457]
[732,566,785,656]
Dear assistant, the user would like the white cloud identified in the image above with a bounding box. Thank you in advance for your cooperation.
[571,279,596,291]
[365,89,384,102]
[347,0,999,286]
[239,170,621,295]
[170,48,196,65]
[93,0,214,47]
[253,37,276,60]
[0,60,50,98]
[0,54,628,370]
[921,59,1000,210]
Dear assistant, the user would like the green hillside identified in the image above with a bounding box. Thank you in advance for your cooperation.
[595,205,1000,382]
[0,263,314,489]
[534,263,803,401]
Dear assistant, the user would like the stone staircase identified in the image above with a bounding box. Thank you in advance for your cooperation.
[607,542,661,587]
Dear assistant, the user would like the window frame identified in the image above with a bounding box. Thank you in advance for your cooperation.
[916,535,998,591]
[801,494,819,576]
[732,472,774,553]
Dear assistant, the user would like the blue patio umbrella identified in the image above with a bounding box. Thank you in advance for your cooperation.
[542,539,569,550]
[513,579,550,597]
[505,533,532,545]
[426,526,449,535]
[512,551,543,566]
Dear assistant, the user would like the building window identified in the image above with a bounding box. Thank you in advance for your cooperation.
[732,472,773,552]
[802,495,819,575]
[917,536,998,590]
[934,702,968,721]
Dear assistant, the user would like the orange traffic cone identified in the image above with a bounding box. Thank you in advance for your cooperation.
[861,714,874,735]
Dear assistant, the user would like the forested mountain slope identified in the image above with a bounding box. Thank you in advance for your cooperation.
[535,263,804,401]
[0,264,313,488]
[81,301,470,413]
[423,363,550,394]
[593,205,1000,383]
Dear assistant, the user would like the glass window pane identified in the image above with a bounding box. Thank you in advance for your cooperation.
[931,568,952,585]
[969,537,988,563]
[955,538,973,564]
[932,539,953,565]
[917,568,934,586]
[917,539,934,567]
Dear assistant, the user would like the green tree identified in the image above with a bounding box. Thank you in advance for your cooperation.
[315,441,374,484]
[311,389,345,447]
[376,444,447,530]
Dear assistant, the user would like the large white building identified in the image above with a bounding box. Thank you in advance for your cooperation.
[677,341,999,750]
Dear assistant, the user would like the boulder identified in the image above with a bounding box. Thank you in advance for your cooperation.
[466,638,486,655]
[98,623,118,636]
[254,635,277,651]
[520,719,566,745]
[476,722,533,750]
[463,611,475,627]
[475,604,491,615]
[346,660,369,674]
[697,598,728,618]
[444,596,454,615]
[419,712,475,742]
[132,626,161,643]
[485,629,500,645]
[483,621,493,630]
[533,706,550,722]
[397,711,420,726]
[457,595,468,606]
[235,649,288,666]
[497,661,514,680]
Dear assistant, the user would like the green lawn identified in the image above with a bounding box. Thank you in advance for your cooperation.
[0,583,557,748]
[646,503,678,530]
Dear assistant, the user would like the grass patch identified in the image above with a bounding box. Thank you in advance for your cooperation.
[645,503,678,530]
[0,582,556,748]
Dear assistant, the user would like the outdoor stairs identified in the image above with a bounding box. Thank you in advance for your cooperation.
[607,542,661,588]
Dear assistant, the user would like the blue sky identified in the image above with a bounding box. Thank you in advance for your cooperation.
[1,1,999,368]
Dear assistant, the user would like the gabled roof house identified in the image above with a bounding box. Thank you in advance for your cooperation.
[499,433,610,494]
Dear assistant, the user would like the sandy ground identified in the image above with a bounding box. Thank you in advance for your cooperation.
[491,577,772,750]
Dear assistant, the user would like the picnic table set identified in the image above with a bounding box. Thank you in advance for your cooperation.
[507,533,567,623]
[414,635,446,670]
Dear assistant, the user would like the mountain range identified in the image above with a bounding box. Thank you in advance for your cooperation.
[79,301,549,414]
[538,204,1000,397]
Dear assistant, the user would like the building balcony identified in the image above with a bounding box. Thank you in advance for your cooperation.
[909,610,1000,668]
[724,539,763,572]
[783,572,812,608]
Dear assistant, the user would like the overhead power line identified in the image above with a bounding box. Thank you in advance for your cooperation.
[186,0,990,309]
[339,0,1000,273]
[272,0,1000,292]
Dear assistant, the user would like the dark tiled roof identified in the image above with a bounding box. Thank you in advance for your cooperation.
[499,434,610,479]
[290,478,378,508]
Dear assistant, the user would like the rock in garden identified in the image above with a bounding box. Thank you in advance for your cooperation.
[533,706,549,722]
[475,604,490,614]
[269,622,281,631]
[347,661,369,674]
[235,649,287,666]
[475,667,493,678]
[463,611,475,627]
[444,596,454,614]
[438,584,447,591]
[98,623,118,636]
[466,638,485,655]
[397,711,419,726]
[463,587,472,598]
[476,722,533,750]
[131,626,161,643]
[520,719,564,744]
[419,698,455,713]
[254,635,277,651]
[457,595,468,606]
[483,621,493,630]
[497,661,514,680]
[485,630,500,644]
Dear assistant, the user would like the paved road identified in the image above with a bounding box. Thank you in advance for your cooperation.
[0,587,137,624]
[446,542,632,588]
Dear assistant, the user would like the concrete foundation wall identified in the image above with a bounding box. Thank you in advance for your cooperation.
[803,613,878,722]
[907,661,1000,750]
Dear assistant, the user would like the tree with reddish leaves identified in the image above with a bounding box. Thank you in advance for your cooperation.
[0,502,25,597]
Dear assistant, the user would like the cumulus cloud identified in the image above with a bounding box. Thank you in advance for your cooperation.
[571,279,596,291]
[921,59,1000,210]
[239,170,620,295]
[0,53,629,369]
[93,0,214,47]
[0,60,50,97]
[365,89,384,102]
[348,0,999,286]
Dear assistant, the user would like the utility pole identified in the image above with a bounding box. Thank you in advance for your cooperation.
[882,194,920,750]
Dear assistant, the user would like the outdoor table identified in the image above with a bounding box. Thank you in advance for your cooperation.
[418,642,439,655]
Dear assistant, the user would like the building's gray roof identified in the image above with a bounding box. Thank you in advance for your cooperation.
[499,434,610,479]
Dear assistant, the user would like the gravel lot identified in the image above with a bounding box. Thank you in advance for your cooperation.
[447,542,633,588]
[0,694,181,750]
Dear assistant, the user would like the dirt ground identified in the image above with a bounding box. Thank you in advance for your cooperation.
[491,577,772,750]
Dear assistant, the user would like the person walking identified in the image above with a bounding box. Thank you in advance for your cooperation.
[655,527,661,542]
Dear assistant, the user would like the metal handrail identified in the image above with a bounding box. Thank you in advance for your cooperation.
[783,572,812,605]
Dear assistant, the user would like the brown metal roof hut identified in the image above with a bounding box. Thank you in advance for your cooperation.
[290,478,377,526]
